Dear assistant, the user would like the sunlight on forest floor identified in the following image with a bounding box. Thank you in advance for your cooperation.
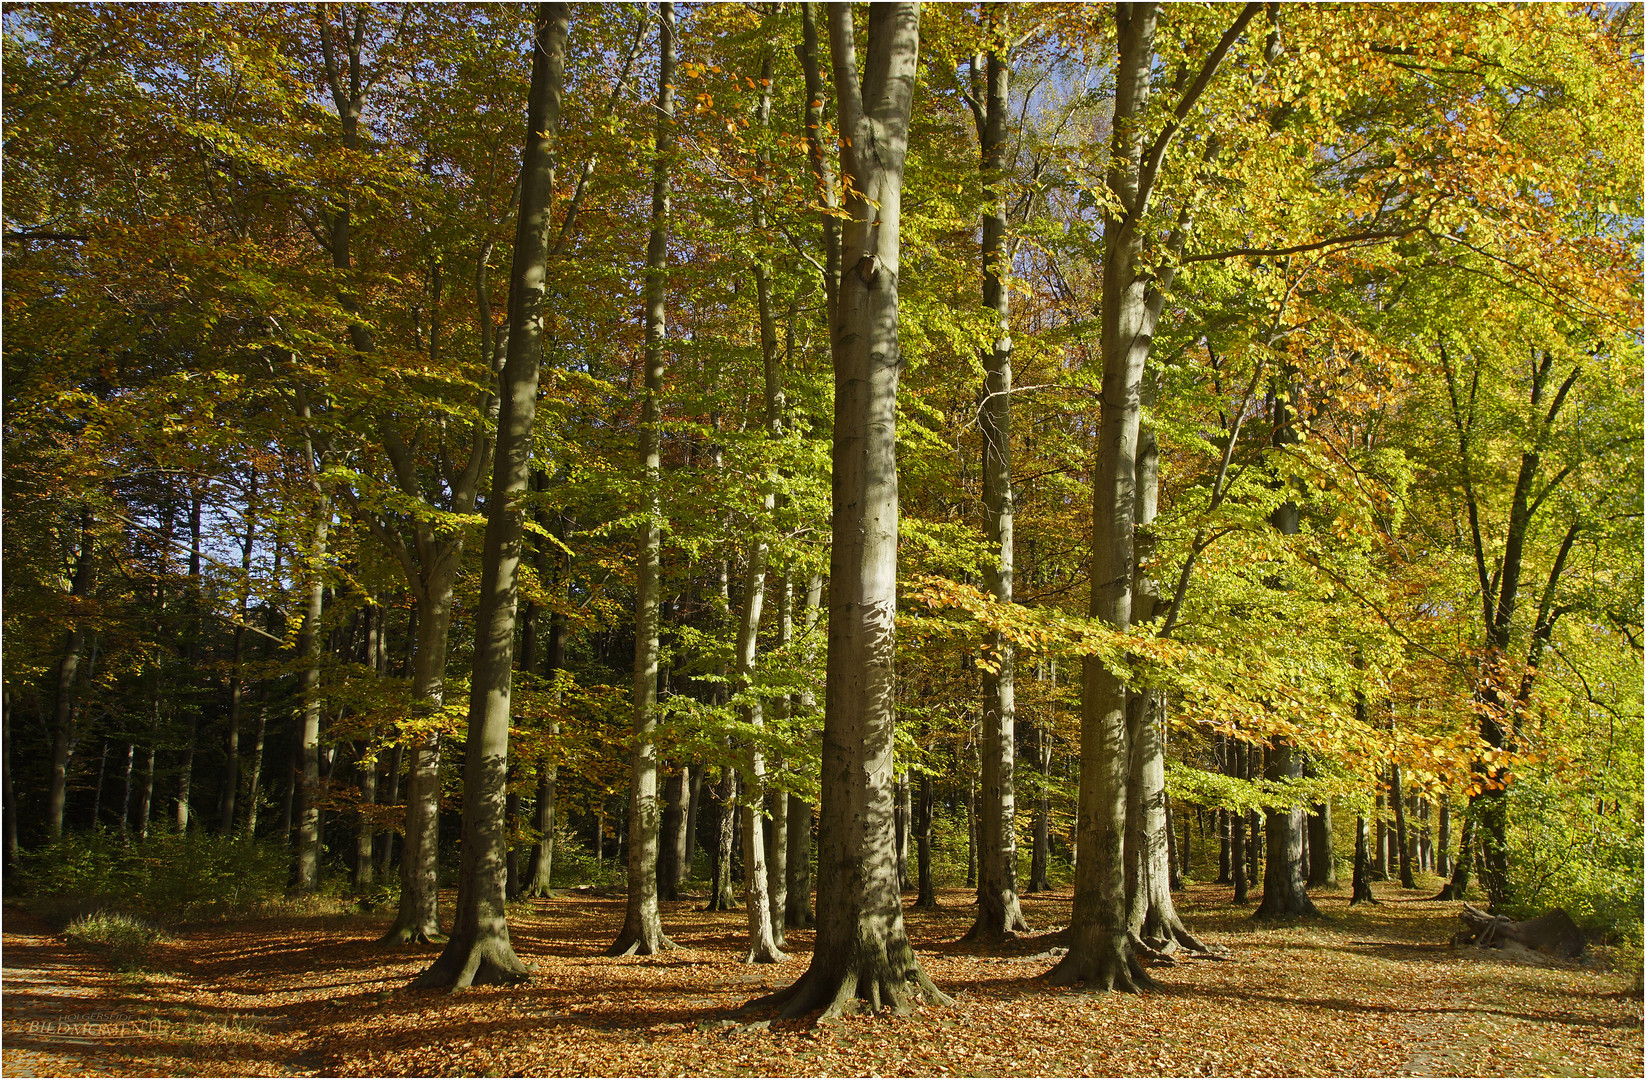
[3,881,1640,1077]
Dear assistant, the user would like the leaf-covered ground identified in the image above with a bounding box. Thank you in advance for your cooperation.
[4,881,1640,1077]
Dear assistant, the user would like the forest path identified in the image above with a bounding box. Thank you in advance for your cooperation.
[1,907,144,1078]
[0,905,330,1077]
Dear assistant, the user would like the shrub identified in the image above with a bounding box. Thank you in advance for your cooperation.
[62,910,167,971]
[12,831,295,922]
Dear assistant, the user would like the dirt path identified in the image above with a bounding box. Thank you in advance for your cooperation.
[1,908,145,1078]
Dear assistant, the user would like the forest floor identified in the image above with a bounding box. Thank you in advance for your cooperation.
[3,880,1640,1078]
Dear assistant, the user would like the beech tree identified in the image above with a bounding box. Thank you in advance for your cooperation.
[411,0,567,991]
[748,0,951,1021]
[610,0,677,960]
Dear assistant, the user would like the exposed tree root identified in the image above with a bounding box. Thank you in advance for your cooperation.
[958,902,1030,947]
[1046,934,1153,993]
[378,921,445,947]
[606,928,678,957]
[741,955,952,1023]
[408,935,530,991]
[743,943,786,965]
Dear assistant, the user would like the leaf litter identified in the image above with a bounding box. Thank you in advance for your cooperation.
[3,882,1639,1077]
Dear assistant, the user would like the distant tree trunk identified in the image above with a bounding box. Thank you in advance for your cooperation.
[524,584,565,899]
[354,744,376,886]
[1307,799,1337,889]
[411,2,565,990]
[292,489,329,890]
[746,1,946,1021]
[915,770,936,908]
[784,573,822,931]
[504,787,521,901]
[902,770,915,889]
[1371,791,1387,880]
[707,763,739,911]
[1027,712,1052,893]
[1435,804,1476,901]
[138,744,156,841]
[610,0,678,961]
[1231,742,1249,904]
[965,780,978,889]
[1217,809,1231,884]
[1390,765,1416,888]
[685,763,703,874]
[1436,794,1452,877]
[1349,814,1377,905]
[1254,738,1319,919]
[767,787,788,943]
[4,691,20,865]
[219,493,257,834]
[47,509,96,843]
[659,768,688,901]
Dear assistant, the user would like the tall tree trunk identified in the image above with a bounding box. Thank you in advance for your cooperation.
[1053,0,1258,991]
[610,0,678,960]
[965,2,1027,945]
[728,34,788,964]
[411,2,566,989]
[292,494,329,890]
[47,508,96,843]
[748,2,944,1022]
[1122,386,1205,953]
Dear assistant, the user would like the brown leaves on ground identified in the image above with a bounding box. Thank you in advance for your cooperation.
[4,882,1640,1077]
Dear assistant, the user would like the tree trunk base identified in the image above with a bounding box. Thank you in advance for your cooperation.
[1134,915,1217,957]
[409,934,529,990]
[1046,933,1151,993]
[745,952,952,1022]
[379,919,445,947]
[607,918,678,957]
[957,904,1030,946]
[743,942,787,965]
[1252,892,1322,920]
[1432,882,1464,901]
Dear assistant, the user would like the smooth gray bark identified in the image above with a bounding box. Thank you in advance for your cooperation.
[411,2,566,989]
[1054,0,1258,989]
[964,3,1027,947]
[612,0,678,958]
[749,2,944,1022]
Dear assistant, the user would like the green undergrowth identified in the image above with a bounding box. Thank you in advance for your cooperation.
[8,830,352,930]
[62,909,170,971]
